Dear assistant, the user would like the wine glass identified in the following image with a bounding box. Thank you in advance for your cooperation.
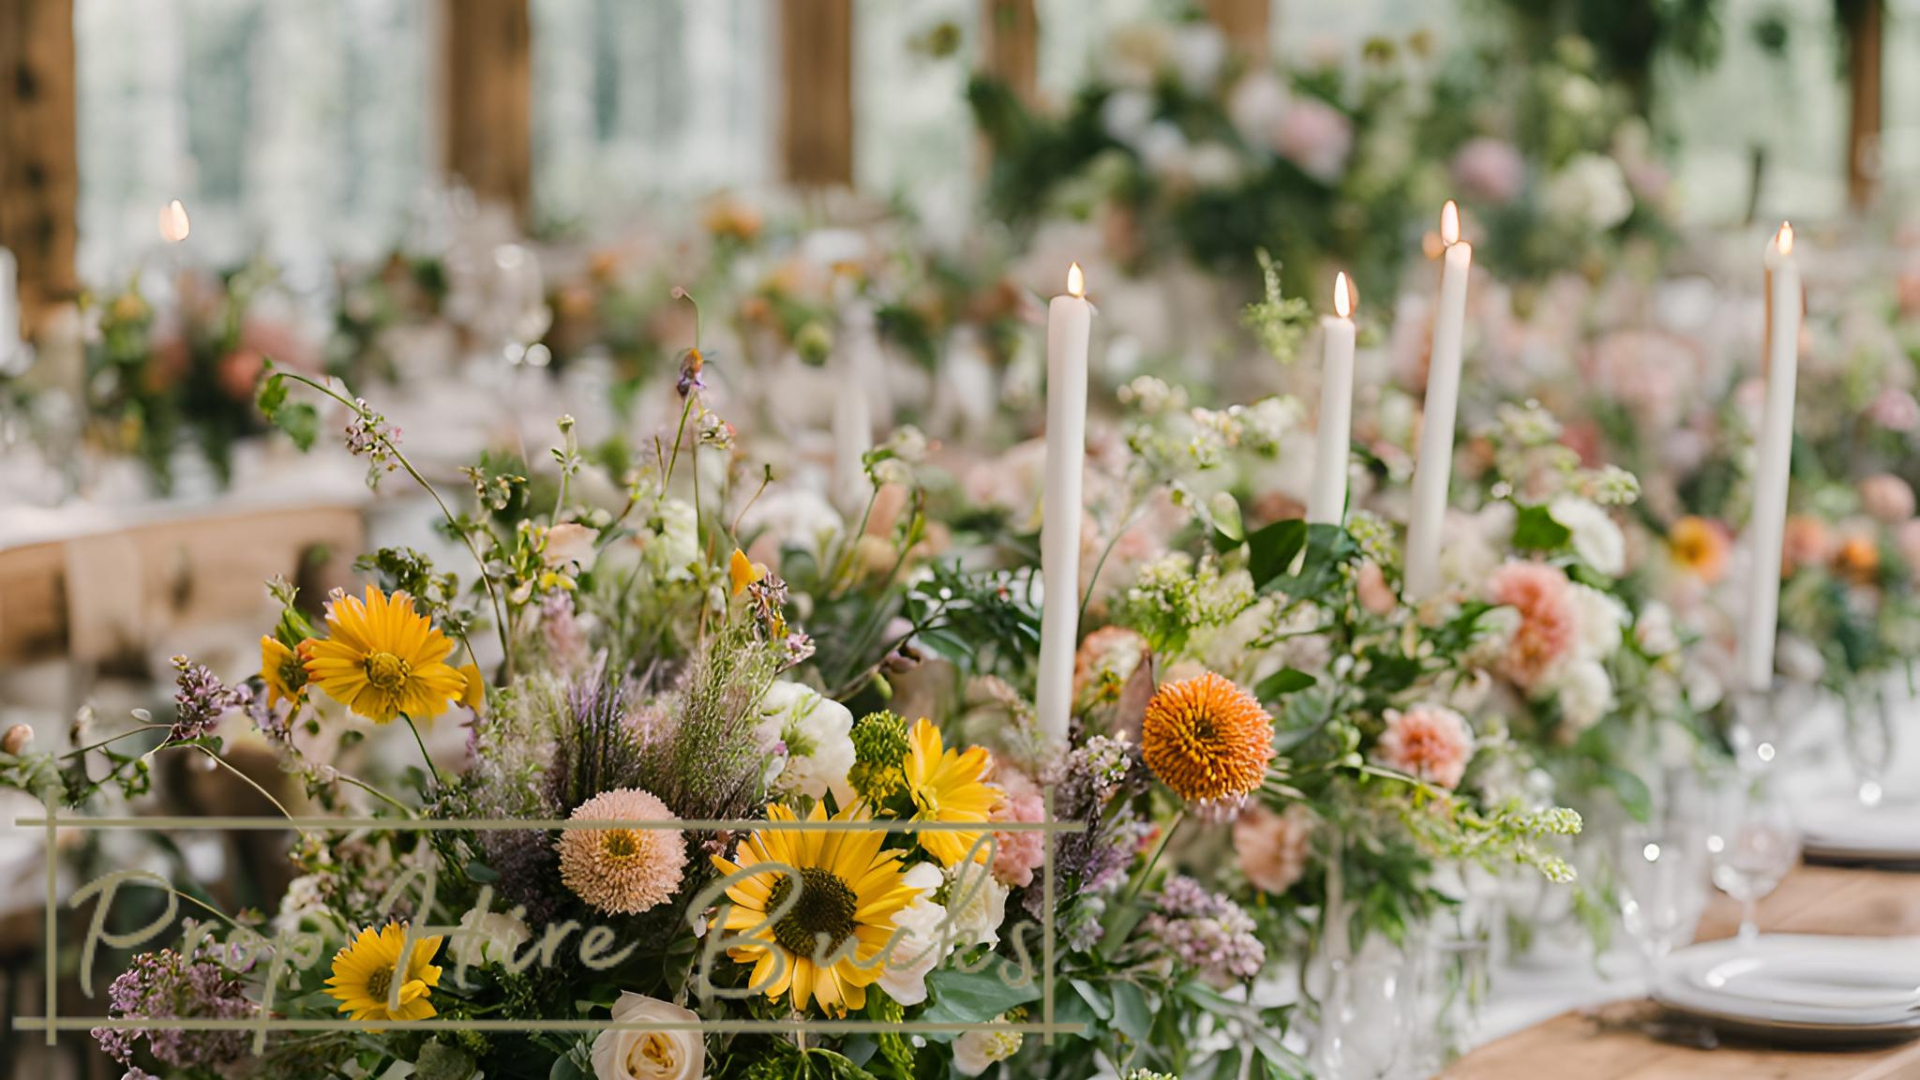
[1842,681,1894,809]
[1705,772,1801,946]
[1615,824,1709,974]
[1315,935,1415,1080]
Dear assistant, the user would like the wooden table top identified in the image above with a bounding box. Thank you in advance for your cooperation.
[1439,863,1920,1080]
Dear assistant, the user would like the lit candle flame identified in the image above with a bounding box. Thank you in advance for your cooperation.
[1440,201,1460,246]
[1776,221,1794,256]
[1334,272,1353,318]
[1067,262,1085,298]
[159,200,190,243]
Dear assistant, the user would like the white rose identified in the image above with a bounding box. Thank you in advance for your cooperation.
[1551,659,1613,730]
[451,907,531,970]
[590,992,704,1080]
[1172,23,1227,91]
[1099,90,1155,144]
[952,1028,1023,1076]
[1634,601,1679,656]
[944,859,1008,950]
[1546,153,1634,232]
[1188,142,1243,190]
[544,522,600,571]
[1549,497,1625,577]
[877,863,949,1006]
[753,682,855,805]
[1137,122,1191,180]
[1568,584,1626,661]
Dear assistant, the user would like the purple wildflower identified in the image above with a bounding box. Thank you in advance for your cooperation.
[782,631,816,669]
[168,657,250,743]
[1144,875,1265,983]
[93,947,255,1074]
[1024,733,1152,927]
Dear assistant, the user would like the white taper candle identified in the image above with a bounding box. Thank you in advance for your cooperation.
[1308,273,1358,526]
[1037,263,1093,745]
[1738,223,1801,693]
[1404,201,1473,599]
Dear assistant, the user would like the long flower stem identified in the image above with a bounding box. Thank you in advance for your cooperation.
[61,724,172,760]
[404,715,445,790]
[189,745,297,823]
[280,373,510,673]
[335,771,414,816]
[1124,810,1186,907]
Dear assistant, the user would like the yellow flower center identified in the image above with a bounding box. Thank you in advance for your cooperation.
[278,653,308,693]
[768,868,859,959]
[364,964,394,1004]
[601,829,646,862]
[364,652,411,692]
[631,1032,680,1072]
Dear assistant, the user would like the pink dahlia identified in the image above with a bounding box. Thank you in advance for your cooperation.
[1485,561,1578,691]
[1377,705,1474,789]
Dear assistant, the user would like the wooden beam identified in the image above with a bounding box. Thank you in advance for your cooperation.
[0,0,77,337]
[1204,0,1270,66]
[1844,0,1883,211]
[439,0,532,227]
[981,0,1038,107]
[779,0,854,188]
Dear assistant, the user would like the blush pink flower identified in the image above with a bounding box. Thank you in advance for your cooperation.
[1273,98,1353,183]
[1232,802,1314,894]
[1859,474,1916,524]
[1356,560,1397,616]
[1867,387,1920,433]
[1452,137,1525,204]
[1898,520,1920,579]
[1377,705,1474,789]
[989,773,1048,889]
[1485,561,1579,692]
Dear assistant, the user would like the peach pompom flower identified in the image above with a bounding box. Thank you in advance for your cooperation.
[1233,803,1314,894]
[556,788,688,915]
[1376,705,1474,790]
[1484,561,1578,692]
[1141,671,1275,819]
[988,773,1048,889]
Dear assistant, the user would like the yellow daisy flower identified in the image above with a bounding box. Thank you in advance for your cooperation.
[325,923,445,1022]
[259,636,309,712]
[458,663,487,712]
[303,586,465,724]
[903,718,997,867]
[709,803,922,1016]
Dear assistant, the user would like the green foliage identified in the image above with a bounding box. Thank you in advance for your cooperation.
[1241,250,1315,366]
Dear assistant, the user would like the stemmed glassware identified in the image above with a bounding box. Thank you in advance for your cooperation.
[1705,768,1801,946]
[1842,681,1894,809]
[1616,822,1710,975]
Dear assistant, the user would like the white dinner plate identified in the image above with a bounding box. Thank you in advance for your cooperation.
[1798,795,1920,862]
[1653,935,1920,1039]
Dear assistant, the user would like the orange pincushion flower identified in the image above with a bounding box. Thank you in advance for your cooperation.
[1141,672,1275,811]
[1667,516,1728,582]
[1832,533,1880,584]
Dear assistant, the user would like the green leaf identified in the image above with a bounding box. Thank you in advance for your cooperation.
[1255,667,1316,700]
[255,370,287,416]
[1110,980,1153,1045]
[1247,519,1307,590]
[1069,978,1112,1021]
[920,966,1040,1028]
[1597,764,1653,823]
[1209,493,1246,551]
[1512,504,1573,553]
[271,401,320,452]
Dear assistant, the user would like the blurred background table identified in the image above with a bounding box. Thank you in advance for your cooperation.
[1442,863,1920,1079]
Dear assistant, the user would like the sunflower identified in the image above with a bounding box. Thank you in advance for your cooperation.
[259,636,309,712]
[325,923,445,1022]
[902,718,998,867]
[709,803,924,1016]
[1140,672,1275,813]
[303,586,466,724]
